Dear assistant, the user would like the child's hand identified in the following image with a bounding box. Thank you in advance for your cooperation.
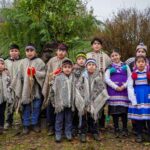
[120,85,125,91]
[116,87,122,91]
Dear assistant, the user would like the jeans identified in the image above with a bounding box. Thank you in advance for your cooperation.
[22,98,42,126]
[55,108,73,136]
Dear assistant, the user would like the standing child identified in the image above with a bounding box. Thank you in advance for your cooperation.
[4,44,22,129]
[128,56,150,142]
[87,37,111,128]
[0,58,12,134]
[52,59,74,142]
[75,58,109,142]
[72,52,87,136]
[105,48,131,137]
[42,43,68,136]
[126,43,149,134]
[11,43,46,134]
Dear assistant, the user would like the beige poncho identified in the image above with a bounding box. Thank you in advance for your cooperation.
[11,57,46,106]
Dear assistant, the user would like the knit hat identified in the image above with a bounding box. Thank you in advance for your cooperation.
[58,43,68,51]
[85,58,97,66]
[25,43,37,51]
[0,58,4,63]
[76,52,87,60]
[62,59,73,66]
[136,42,147,52]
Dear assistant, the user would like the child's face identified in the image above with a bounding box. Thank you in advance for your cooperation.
[92,41,102,52]
[136,48,146,57]
[25,49,37,59]
[86,63,97,74]
[76,57,86,67]
[56,49,67,59]
[62,64,73,75]
[110,52,121,64]
[9,49,20,59]
[0,61,5,72]
[136,58,146,71]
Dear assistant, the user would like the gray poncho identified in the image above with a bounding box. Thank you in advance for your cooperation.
[75,70,109,121]
[11,58,46,107]
[52,73,75,113]
[42,56,67,109]
[0,71,12,105]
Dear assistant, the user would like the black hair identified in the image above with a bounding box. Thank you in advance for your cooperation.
[111,48,120,55]
[62,59,73,66]
[91,37,103,45]
[135,56,147,63]
[9,44,19,50]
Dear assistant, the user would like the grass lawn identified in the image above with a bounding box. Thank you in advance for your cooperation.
[0,119,150,150]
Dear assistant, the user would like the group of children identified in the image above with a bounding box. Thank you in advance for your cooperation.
[0,37,150,144]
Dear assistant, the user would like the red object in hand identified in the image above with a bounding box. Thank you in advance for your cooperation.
[131,72,138,80]
[27,67,36,76]
[53,68,62,75]
[147,72,150,80]
[31,67,36,76]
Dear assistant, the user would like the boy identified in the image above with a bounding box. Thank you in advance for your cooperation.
[4,44,22,130]
[52,59,75,142]
[87,37,111,129]
[0,58,12,134]
[42,43,68,136]
[11,43,46,134]
[72,52,86,135]
[75,58,109,142]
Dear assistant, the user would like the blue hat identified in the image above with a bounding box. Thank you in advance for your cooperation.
[85,58,97,66]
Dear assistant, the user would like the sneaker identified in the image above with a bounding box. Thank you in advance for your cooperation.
[93,134,101,141]
[66,134,72,141]
[122,129,128,137]
[4,123,12,130]
[22,126,30,135]
[55,134,62,143]
[136,135,143,143]
[79,134,86,143]
[32,125,40,133]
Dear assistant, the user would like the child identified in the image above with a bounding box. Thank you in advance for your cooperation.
[11,43,46,134]
[0,58,12,134]
[42,43,68,136]
[87,37,111,128]
[105,48,131,137]
[75,58,109,142]
[52,59,74,142]
[72,52,87,136]
[126,43,149,133]
[4,44,22,129]
[128,56,150,142]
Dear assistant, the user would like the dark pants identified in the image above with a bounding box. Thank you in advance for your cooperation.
[22,98,42,126]
[55,108,72,136]
[99,110,105,128]
[112,113,128,130]
[73,109,79,130]
[46,103,55,130]
[6,103,14,125]
[0,102,6,127]
[136,120,150,136]
[79,113,99,134]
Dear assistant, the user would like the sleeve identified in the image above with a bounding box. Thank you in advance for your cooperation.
[123,65,131,88]
[104,69,118,90]
[127,76,137,105]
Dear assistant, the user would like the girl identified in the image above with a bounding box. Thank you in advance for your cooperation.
[105,48,131,137]
[128,56,150,142]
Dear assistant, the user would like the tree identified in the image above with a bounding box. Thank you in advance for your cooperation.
[0,0,99,57]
